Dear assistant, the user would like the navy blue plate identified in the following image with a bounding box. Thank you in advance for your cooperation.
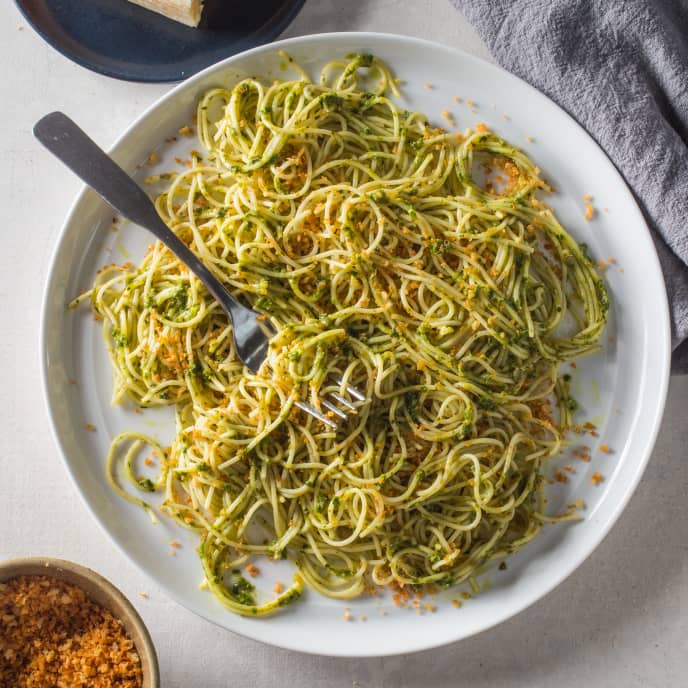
[15,0,305,83]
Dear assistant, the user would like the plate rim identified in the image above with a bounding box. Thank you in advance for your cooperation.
[14,0,306,83]
[40,31,672,656]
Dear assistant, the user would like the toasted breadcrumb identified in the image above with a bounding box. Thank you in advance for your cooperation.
[597,259,611,271]
[554,469,569,483]
[0,575,142,687]
[591,472,604,485]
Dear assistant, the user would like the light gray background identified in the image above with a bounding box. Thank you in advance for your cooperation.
[1,1,686,686]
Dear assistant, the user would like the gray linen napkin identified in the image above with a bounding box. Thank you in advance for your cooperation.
[452,0,688,373]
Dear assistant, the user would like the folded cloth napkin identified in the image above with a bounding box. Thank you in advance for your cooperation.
[452,0,688,373]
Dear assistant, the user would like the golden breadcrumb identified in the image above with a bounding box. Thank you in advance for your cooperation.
[0,575,142,688]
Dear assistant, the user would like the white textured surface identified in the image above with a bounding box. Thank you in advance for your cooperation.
[1,0,686,685]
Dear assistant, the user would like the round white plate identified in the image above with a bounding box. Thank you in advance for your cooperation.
[41,32,671,657]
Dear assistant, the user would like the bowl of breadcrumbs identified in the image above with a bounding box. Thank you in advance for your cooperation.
[0,557,159,687]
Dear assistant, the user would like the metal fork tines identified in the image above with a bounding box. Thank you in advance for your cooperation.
[293,377,366,429]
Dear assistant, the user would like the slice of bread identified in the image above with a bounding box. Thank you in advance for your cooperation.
[127,0,204,27]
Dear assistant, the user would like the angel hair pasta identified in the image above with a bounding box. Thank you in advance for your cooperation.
[74,53,608,615]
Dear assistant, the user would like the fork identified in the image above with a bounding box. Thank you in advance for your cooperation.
[34,111,364,428]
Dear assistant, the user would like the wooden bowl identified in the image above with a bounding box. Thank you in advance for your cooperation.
[0,557,160,687]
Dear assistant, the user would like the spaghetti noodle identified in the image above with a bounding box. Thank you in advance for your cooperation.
[76,53,608,615]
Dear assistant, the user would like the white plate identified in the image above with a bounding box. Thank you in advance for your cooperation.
[41,32,671,657]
